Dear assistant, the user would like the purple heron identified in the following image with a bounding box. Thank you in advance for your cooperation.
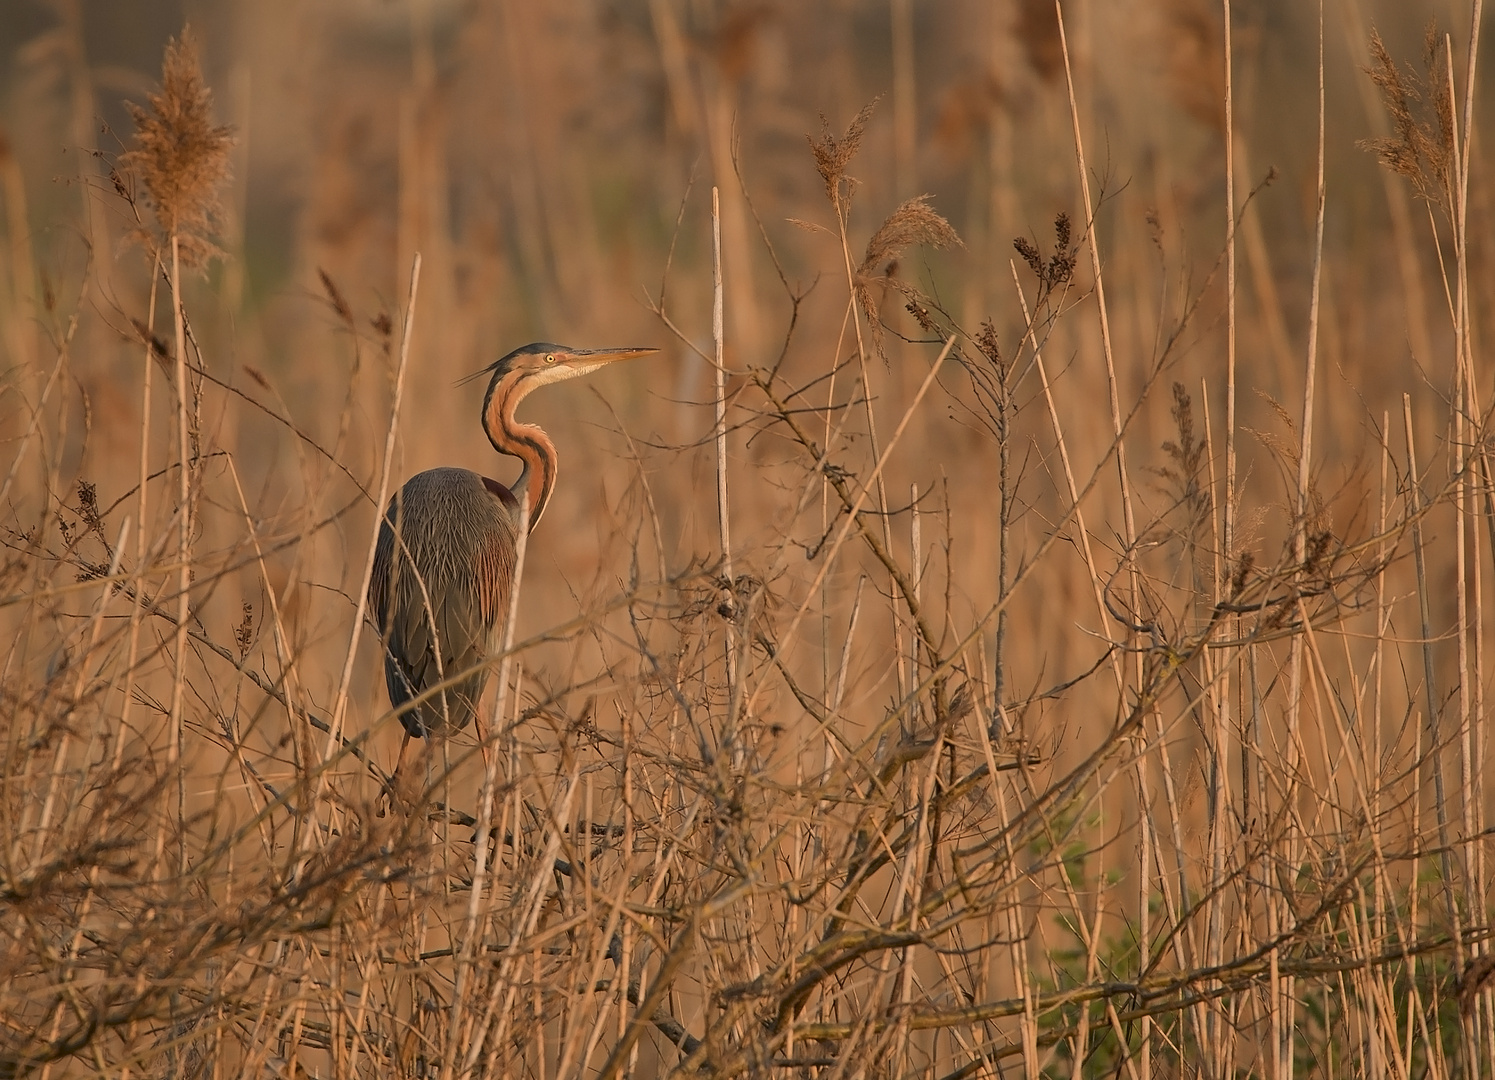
[369,342,656,778]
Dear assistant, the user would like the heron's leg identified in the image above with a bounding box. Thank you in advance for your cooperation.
[392,730,413,777]
[474,713,493,773]
[377,731,415,817]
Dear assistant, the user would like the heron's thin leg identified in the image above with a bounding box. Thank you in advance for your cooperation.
[378,731,415,817]
[474,714,493,773]
[393,730,413,777]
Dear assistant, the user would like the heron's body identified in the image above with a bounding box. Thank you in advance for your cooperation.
[371,467,519,737]
[368,342,655,755]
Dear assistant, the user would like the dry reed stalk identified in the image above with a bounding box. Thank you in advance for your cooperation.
[1008,261,1161,1067]
[1196,373,1235,1073]
[1338,1,1435,370]
[118,26,233,876]
[1452,258,1476,1014]
[119,257,160,779]
[1210,4,1236,1065]
[1007,267,1114,684]
[449,497,531,1079]
[1443,13,1491,1056]
[1373,413,1388,896]
[1443,13,1489,1063]
[325,254,420,766]
[812,103,908,707]
[1402,393,1454,1080]
[711,186,737,707]
[1052,4,1135,557]
[909,483,921,726]
[1053,8,1151,1069]
[1271,7,1327,1074]
[974,709,1039,1079]
[1220,0,1237,574]
[1200,370,1231,1048]
[166,231,189,876]
[885,603,935,1067]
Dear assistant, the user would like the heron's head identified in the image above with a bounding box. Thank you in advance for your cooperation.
[466,342,659,394]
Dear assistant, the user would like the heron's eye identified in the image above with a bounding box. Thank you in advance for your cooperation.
[545,354,557,364]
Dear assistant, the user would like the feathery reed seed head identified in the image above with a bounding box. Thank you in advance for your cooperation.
[808,102,876,203]
[1361,24,1455,204]
[854,195,961,360]
[122,26,233,265]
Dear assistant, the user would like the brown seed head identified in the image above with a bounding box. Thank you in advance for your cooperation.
[807,101,876,203]
[858,195,962,278]
[122,26,233,265]
[974,319,1001,367]
[1360,24,1455,205]
[318,268,354,328]
[854,195,962,359]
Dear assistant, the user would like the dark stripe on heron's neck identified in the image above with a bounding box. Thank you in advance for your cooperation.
[483,369,557,529]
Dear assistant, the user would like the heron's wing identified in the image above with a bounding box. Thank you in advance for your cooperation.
[369,505,394,631]
[374,495,444,728]
[386,557,491,734]
[472,514,519,631]
[437,573,489,682]
[369,475,518,736]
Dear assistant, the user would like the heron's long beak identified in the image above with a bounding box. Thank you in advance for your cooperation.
[558,346,658,380]
[564,347,658,366]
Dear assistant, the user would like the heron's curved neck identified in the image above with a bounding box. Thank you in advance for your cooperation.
[482,369,555,530]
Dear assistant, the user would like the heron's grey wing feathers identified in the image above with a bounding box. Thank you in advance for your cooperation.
[474,510,519,630]
[369,468,518,738]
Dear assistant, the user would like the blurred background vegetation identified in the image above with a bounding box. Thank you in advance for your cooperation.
[1,0,1473,473]
[1,0,1479,679]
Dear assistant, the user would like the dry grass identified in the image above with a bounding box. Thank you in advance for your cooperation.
[1,1,1493,1077]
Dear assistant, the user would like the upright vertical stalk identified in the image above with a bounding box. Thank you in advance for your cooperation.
[993,349,1011,728]
[120,259,159,762]
[1403,393,1459,994]
[1449,13,1486,1055]
[1055,4,1147,1073]
[1221,0,1237,568]
[830,181,904,710]
[712,186,740,760]
[1275,9,1327,1076]
[452,498,531,1080]
[165,231,189,877]
[1210,3,1236,1069]
[713,187,732,588]
[910,482,920,730]
[326,254,421,756]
